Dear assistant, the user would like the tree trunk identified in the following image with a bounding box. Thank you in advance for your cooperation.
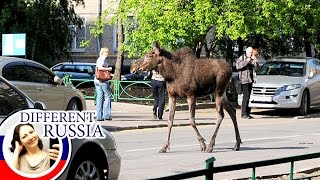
[304,31,312,57]
[226,38,233,65]
[114,16,124,80]
[237,38,244,57]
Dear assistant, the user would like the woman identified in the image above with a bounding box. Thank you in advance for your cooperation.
[95,47,113,121]
[10,123,60,174]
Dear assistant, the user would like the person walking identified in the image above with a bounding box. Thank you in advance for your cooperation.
[236,47,259,119]
[151,69,165,120]
[151,41,166,120]
[94,47,113,121]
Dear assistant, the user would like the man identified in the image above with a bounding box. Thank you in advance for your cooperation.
[236,47,259,119]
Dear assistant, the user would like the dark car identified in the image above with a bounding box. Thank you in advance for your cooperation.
[0,75,121,180]
[52,62,149,82]
[51,62,96,80]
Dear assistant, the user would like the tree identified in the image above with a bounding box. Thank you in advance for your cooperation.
[119,0,218,58]
[0,0,84,66]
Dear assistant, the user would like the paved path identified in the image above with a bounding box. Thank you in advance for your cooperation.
[86,100,245,131]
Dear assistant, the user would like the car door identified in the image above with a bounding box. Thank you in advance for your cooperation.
[306,59,320,105]
[24,62,65,110]
[310,59,320,105]
[2,62,39,101]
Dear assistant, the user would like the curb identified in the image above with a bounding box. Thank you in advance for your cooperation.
[165,102,240,111]
[102,122,215,132]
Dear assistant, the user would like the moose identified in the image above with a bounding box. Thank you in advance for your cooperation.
[131,42,242,153]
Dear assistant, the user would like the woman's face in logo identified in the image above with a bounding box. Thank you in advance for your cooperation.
[19,125,39,149]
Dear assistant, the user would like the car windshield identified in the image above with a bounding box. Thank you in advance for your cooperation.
[257,61,305,77]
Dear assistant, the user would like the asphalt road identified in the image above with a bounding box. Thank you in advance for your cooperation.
[111,108,320,180]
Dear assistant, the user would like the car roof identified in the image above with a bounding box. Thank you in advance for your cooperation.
[53,62,96,67]
[0,56,52,70]
[270,56,309,63]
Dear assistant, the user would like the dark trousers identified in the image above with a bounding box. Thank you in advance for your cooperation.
[151,79,165,119]
[241,83,253,116]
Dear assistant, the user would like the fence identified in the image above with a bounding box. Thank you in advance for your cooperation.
[62,76,214,102]
[150,152,320,180]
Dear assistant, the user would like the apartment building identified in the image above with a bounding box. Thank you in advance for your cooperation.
[69,0,134,71]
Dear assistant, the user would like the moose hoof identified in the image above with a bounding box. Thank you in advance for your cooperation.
[206,147,213,153]
[200,142,206,152]
[158,149,167,153]
[232,143,240,151]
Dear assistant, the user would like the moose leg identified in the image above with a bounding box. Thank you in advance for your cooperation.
[187,96,206,152]
[207,95,224,153]
[158,95,176,153]
[222,95,242,151]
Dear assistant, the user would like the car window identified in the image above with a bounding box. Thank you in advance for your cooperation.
[52,64,62,71]
[0,79,29,116]
[25,66,55,84]
[61,65,76,72]
[76,65,93,73]
[258,61,305,77]
[3,64,29,81]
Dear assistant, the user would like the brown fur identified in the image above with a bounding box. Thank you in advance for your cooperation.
[131,45,242,153]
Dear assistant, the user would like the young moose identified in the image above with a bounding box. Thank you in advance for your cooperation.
[131,42,242,153]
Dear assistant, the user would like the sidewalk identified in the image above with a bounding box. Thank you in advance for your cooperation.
[86,100,241,132]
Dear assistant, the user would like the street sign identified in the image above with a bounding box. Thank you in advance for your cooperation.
[2,33,26,56]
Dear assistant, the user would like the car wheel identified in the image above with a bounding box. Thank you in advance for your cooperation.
[67,99,79,110]
[73,160,105,180]
[298,91,309,116]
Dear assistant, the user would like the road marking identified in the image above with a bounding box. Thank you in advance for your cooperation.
[242,135,302,142]
[125,144,195,152]
[125,134,315,153]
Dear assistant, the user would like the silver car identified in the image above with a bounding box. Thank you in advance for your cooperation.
[238,56,320,115]
[0,56,86,110]
[0,76,121,180]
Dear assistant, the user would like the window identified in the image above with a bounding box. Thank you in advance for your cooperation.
[61,65,76,72]
[113,16,135,52]
[51,64,63,71]
[0,79,28,116]
[75,65,94,74]
[70,17,86,52]
[25,66,54,84]
[3,63,29,81]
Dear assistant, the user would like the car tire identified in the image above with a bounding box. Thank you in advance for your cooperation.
[71,159,106,180]
[298,91,309,116]
[66,99,79,110]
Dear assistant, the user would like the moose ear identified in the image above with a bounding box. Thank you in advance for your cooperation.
[152,41,161,55]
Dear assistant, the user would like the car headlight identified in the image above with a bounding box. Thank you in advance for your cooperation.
[275,84,301,95]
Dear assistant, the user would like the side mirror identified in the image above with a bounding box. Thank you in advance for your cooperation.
[54,75,63,85]
[34,102,46,110]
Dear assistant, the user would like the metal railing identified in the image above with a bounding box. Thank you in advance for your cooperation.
[149,152,320,180]
[61,76,154,102]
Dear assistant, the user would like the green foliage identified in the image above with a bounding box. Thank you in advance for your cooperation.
[86,0,320,59]
[0,0,84,66]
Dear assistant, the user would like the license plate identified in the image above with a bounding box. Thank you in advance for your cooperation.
[251,95,272,102]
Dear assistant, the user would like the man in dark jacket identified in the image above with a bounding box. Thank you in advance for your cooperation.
[236,47,260,119]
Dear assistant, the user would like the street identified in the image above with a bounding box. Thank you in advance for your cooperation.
[112,108,320,180]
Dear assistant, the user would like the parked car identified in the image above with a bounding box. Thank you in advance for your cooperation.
[51,62,96,80]
[0,75,121,180]
[238,56,320,115]
[0,56,86,110]
[51,62,149,81]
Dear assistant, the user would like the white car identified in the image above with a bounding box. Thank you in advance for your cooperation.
[238,56,320,115]
[0,56,86,110]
